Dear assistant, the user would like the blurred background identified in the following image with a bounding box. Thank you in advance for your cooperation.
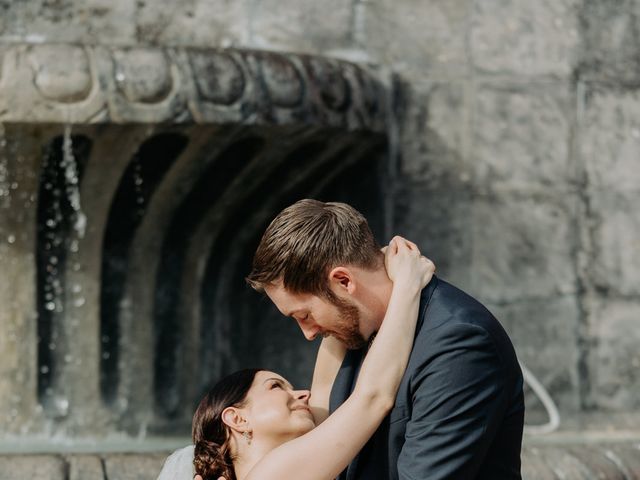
[0,0,639,478]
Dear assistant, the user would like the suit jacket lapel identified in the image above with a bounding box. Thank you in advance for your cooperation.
[330,347,365,479]
[329,276,439,480]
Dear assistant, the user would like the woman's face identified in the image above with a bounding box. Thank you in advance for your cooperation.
[242,370,315,443]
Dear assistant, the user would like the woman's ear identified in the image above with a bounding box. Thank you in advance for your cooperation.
[328,267,355,295]
[221,406,249,434]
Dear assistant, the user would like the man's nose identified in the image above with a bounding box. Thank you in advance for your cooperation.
[298,322,320,341]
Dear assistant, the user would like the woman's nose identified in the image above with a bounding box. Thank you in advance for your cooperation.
[295,389,311,401]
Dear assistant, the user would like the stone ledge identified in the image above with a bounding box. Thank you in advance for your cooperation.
[0,441,638,479]
[0,44,386,131]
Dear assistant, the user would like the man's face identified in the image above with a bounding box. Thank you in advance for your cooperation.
[264,283,368,350]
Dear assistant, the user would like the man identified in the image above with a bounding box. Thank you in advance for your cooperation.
[247,199,524,480]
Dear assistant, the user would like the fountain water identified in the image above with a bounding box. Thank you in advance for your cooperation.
[0,44,388,452]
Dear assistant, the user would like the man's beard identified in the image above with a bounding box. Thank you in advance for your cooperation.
[329,297,367,350]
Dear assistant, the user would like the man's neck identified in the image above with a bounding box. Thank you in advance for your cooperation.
[353,266,394,335]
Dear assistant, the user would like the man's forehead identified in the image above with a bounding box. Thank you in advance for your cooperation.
[264,283,314,315]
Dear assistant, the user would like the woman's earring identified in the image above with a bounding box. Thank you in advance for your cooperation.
[242,431,252,445]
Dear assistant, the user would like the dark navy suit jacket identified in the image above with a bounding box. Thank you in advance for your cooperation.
[329,277,524,480]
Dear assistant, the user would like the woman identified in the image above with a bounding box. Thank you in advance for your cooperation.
[161,237,434,480]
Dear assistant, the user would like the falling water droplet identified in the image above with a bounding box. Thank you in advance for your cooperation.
[7,234,15,244]
[53,397,70,417]
[62,125,87,238]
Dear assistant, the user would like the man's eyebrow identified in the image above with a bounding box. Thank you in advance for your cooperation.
[263,377,294,390]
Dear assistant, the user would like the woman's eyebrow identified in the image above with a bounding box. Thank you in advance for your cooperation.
[263,377,294,389]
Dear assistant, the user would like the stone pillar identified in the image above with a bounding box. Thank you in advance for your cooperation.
[0,126,42,434]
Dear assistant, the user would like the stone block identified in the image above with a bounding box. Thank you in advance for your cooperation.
[0,0,136,45]
[578,0,640,84]
[136,0,250,47]
[360,0,469,75]
[103,453,167,480]
[471,193,579,302]
[0,456,65,480]
[470,0,580,76]
[486,296,581,412]
[249,0,354,53]
[396,80,470,186]
[579,86,640,192]
[590,191,640,296]
[472,83,575,190]
[394,184,473,291]
[589,299,640,410]
[68,455,104,480]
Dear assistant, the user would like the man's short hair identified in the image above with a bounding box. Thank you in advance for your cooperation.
[246,199,382,298]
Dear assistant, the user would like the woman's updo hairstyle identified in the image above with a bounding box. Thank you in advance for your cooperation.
[192,368,262,480]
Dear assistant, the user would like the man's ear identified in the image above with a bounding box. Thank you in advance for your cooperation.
[328,267,356,295]
[221,406,249,434]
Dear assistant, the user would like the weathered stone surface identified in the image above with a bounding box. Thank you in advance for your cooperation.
[394,184,473,291]
[113,49,173,104]
[249,0,353,53]
[188,51,246,106]
[0,126,43,434]
[470,0,580,76]
[0,45,107,124]
[30,45,93,103]
[590,192,640,296]
[578,0,640,84]
[0,0,136,45]
[487,296,581,412]
[521,443,640,479]
[361,0,469,75]
[136,0,249,47]
[473,83,574,190]
[0,456,65,480]
[104,453,167,480]
[303,57,351,112]
[590,299,640,410]
[2,443,640,480]
[471,193,578,302]
[68,455,104,480]
[257,54,304,107]
[579,86,640,192]
[0,44,386,131]
[395,80,470,185]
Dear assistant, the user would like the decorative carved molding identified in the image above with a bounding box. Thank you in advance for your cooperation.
[0,44,386,132]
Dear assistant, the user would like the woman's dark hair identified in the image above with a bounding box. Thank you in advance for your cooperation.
[192,368,262,480]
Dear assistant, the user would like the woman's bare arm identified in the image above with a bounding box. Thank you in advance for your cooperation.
[310,336,346,425]
[246,237,434,480]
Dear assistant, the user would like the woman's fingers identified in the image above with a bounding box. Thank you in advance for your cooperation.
[389,235,420,255]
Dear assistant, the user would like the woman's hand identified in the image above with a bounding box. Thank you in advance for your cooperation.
[383,236,435,292]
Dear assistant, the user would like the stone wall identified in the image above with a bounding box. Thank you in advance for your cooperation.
[1,0,639,432]
[385,0,640,420]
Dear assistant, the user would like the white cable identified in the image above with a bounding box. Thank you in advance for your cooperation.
[520,361,561,435]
